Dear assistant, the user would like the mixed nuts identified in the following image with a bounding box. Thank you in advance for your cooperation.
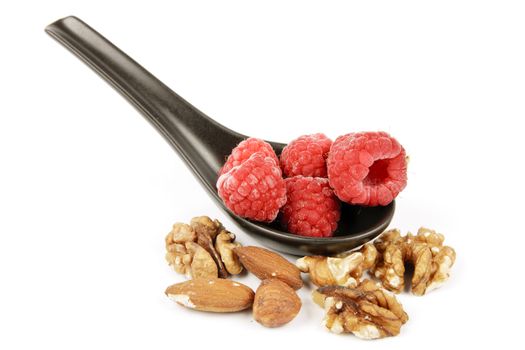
[164,216,457,340]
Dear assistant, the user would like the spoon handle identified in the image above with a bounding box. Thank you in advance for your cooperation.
[45,16,245,194]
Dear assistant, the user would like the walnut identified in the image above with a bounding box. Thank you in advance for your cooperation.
[165,245,192,276]
[190,216,223,241]
[372,227,456,296]
[196,228,229,278]
[165,223,196,245]
[165,223,197,276]
[215,230,243,275]
[185,242,219,279]
[164,217,243,279]
[360,243,379,269]
[296,244,377,287]
[296,253,362,287]
[312,279,408,339]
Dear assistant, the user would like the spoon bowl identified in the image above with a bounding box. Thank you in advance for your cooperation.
[45,16,394,255]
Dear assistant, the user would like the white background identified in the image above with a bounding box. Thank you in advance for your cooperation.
[1,1,524,348]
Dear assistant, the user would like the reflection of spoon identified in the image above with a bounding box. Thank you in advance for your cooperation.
[45,16,394,256]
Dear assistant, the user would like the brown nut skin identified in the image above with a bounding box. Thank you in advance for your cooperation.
[196,231,229,278]
[312,280,408,339]
[215,231,243,275]
[165,278,254,312]
[165,217,240,279]
[253,279,301,328]
[372,228,456,296]
[190,216,223,240]
[234,246,303,290]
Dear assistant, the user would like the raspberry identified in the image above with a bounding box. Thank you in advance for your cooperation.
[219,138,279,177]
[281,176,341,237]
[217,152,286,222]
[280,133,332,178]
[327,132,407,206]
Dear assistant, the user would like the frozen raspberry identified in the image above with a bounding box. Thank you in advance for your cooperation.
[327,131,407,206]
[281,176,341,237]
[219,138,279,177]
[217,152,286,222]
[280,133,332,178]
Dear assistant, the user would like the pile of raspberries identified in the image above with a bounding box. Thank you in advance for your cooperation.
[217,132,407,238]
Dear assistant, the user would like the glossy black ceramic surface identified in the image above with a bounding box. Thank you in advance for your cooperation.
[46,16,394,255]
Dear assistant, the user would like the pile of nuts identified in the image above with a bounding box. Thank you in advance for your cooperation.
[165,216,302,328]
[164,217,456,339]
[297,228,456,339]
[297,227,456,296]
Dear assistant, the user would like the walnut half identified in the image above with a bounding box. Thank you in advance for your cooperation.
[296,253,363,287]
[215,230,243,275]
[372,227,456,296]
[165,217,243,279]
[312,280,408,339]
[296,243,377,287]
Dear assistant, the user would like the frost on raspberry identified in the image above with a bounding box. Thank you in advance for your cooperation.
[281,176,341,237]
[280,133,332,178]
[219,138,279,177]
[217,152,286,222]
[327,132,407,206]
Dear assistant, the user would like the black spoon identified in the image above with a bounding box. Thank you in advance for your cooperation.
[45,16,394,256]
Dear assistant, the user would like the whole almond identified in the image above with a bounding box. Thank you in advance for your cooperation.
[253,279,302,327]
[234,246,303,290]
[165,278,254,312]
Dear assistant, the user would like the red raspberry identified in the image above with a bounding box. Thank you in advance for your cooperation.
[281,176,341,237]
[219,138,279,177]
[327,132,407,206]
[280,133,332,178]
[217,152,286,222]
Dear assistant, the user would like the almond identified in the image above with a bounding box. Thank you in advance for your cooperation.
[234,246,303,290]
[165,278,254,312]
[253,279,302,327]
